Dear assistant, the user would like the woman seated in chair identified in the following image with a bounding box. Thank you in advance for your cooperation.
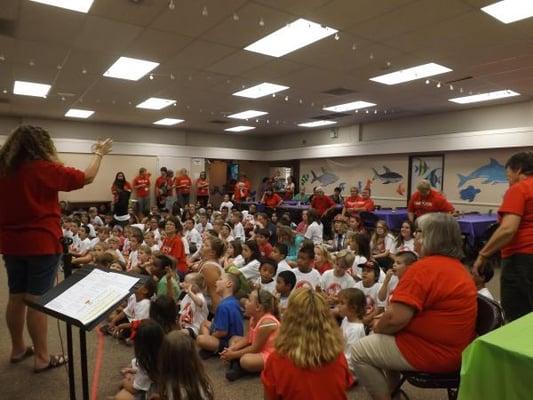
[351,213,477,400]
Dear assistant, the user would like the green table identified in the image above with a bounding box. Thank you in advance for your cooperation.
[458,312,533,400]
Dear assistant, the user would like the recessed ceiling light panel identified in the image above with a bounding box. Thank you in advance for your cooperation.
[245,18,338,57]
[154,118,184,126]
[370,63,452,85]
[449,89,520,104]
[323,101,376,112]
[228,110,268,119]
[224,126,256,132]
[103,57,159,81]
[232,83,289,99]
[136,97,176,110]
[298,120,337,128]
[481,0,533,24]
[13,80,51,98]
[30,0,94,13]
[65,108,94,118]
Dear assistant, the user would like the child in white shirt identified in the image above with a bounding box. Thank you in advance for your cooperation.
[270,243,291,276]
[254,258,277,294]
[378,251,418,308]
[320,250,356,299]
[231,211,246,242]
[292,246,321,290]
[220,194,234,212]
[337,288,367,375]
[275,270,297,315]
[354,260,386,313]
[179,273,209,338]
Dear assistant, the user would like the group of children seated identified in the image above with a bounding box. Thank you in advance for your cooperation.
[60,200,494,400]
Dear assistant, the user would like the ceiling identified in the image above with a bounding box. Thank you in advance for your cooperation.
[0,0,532,135]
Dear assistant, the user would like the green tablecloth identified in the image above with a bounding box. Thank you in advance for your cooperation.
[458,312,533,400]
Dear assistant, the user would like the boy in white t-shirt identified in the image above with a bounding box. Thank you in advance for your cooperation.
[179,273,209,339]
[219,194,234,212]
[254,258,277,294]
[320,250,356,300]
[292,246,321,290]
[231,211,246,242]
[275,270,297,315]
[71,225,91,258]
[270,243,291,276]
[354,260,386,314]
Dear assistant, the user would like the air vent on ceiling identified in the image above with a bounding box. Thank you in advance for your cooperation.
[322,87,356,96]
[0,18,17,37]
[445,76,473,84]
[311,112,350,120]
[209,119,229,124]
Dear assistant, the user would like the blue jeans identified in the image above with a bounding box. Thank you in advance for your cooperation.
[4,254,61,295]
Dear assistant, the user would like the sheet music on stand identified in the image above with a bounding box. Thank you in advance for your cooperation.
[45,269,139,326]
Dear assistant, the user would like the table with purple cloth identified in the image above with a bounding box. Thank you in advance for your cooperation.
[457,214,498,247]
[373,209,409,231]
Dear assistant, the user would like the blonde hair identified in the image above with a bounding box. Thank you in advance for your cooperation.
[274,288,343,369]
[371,219,390,248]
[334,249,355,268]
[314,244,333,265]
[0,125,59,177]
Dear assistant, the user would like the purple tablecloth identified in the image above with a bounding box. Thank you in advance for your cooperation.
[373,209,409,231]
[457,214,498,247]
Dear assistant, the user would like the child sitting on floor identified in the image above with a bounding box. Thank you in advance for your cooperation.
[292,245,321,290]
[275,270,297,315]
[255,228,273,257]
[270,243,291,275]
[254,258,278,295]
[337,288,367,377]
[220,289,281,381]
[157,332,215,400]
[320,250,356,304]
[179,273,209,339]
[196,273,244,359]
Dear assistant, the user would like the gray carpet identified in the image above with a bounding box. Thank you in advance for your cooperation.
[1,259,499,399]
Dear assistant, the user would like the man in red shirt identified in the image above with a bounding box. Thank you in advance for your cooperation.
[233,182,249,203]
[474,151,533,321]
[407,180,454,221]
[132,167,151,217]
[155,167,167,210]
[262,188,283,209]
[311,187,336,217]
[175,168,192,208]
[0,126,112,373]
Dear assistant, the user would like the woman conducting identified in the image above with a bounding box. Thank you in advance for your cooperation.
[0,125,112,372]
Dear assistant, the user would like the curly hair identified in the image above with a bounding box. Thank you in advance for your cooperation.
[0,125,59,177]
[274,288,343,369]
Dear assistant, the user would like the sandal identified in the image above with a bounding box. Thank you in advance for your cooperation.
[10,346,34,364]
[34,354,69,373]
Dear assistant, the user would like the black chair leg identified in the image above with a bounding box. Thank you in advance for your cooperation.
[391,375,408,399]
[447,388,458,400]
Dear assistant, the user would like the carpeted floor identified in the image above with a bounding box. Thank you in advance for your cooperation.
[0,259,500,400]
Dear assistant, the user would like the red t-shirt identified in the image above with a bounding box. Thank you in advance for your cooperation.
[311,195,335,216]
[264,193,283,208]
[234,187,249,202]
[155,175,167,197]
[262,351,352,400]
[175,175,192,194]
[353,198,375,212]
[408,189,454,217]
[499,177,533,258]
[160,235,187,273]
[133,174,151,198]
[0,160,85,255]
[259,242,273,257]
[196,178,209,196]
[344,195,362,210]
[391,255,477,372]
[316,261,333,275]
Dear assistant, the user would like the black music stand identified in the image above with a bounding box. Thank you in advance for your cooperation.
[25,239,147,400]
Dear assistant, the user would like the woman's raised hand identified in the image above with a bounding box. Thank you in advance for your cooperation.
[93,138,113,156]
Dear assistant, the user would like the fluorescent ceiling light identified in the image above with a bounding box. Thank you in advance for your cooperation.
[481,0,533,24]
[154,118,184,126]
[323,101,376,112]
[103,56,159,81]
[449,89,520,104]
[30,0,94,13]
[225,126,256,132]
[136,97,176,110]
[245,18,338,57]
[228,110,268,120]
[233,82,289,99]
[65,108,94,119]
[370,63,452,85]
[13,80,51,98]
[298,120,337,128]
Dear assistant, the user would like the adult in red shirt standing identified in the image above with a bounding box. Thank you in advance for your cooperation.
[155,167,168,211]
[176,168,192,208]
[195,171,210,208]
[132,167,151,217]
[262,287,353,400]
[160,217,187,280]
[311,187,337,240]
[473,151,533,321]
[351,213,477,400]
[407,180,454,222]
[0,126,112,372]
[233,181,249,204]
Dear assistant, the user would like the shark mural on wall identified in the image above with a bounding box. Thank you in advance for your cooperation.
[372,166,403,184]
[310,167,339,186]
[457,158,507,187]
